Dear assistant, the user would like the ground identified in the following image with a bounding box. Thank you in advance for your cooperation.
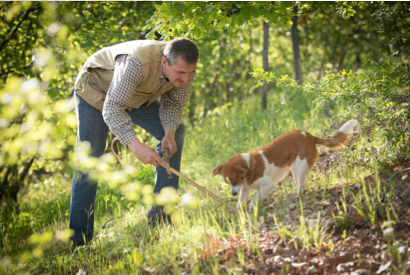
[174,150,410,275]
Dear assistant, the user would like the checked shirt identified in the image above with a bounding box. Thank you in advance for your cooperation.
[102,54,193,146]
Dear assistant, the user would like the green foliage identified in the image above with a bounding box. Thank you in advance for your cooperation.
[0,1,157,208]
[252,59,410,164]
[146,2,294,40]
[251,67,299,88]
[371,2,410,70]
[190,25,260,122]
[309,60,409,164]
[0,76,76,207]
[297,2,388,75]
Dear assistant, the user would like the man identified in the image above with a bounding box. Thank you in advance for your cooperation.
[69,38,198,248]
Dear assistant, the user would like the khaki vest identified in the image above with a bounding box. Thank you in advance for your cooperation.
[74,40,175,111]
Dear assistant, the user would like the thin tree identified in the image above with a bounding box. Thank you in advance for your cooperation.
[261,20,269,110]
[291,7,303,85]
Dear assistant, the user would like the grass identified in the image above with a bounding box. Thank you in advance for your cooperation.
[1,87,408,274]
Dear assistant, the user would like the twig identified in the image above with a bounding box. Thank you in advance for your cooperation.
[95,214,126,236]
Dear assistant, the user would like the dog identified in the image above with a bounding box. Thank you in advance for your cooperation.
[212,120,358,211]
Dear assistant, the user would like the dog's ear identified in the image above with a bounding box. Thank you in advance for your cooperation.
[212,164,224,177]
[235,165,248,178]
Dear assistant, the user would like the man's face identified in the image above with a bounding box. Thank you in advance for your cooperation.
[161,56,197,87]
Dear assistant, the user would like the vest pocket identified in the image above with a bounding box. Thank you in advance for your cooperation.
[89,68,114,92]
[74,71,90,94]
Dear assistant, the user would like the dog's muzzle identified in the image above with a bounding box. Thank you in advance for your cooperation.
[231,185,240,196]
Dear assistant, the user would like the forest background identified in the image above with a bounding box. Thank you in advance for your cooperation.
[1,1,409,274]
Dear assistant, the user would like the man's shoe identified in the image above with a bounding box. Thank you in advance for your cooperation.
[147,206,171,227]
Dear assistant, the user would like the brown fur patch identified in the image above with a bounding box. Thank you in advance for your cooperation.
[246,151,266,185]
[314,131,351,148]
[259,130,318,167]
[214,154,248,186]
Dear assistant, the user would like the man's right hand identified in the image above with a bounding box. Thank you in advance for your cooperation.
[127,139,169,168]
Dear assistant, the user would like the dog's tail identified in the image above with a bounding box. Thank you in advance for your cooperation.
[314,120,358,148]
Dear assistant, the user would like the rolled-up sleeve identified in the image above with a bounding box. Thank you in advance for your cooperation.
[160,75,194,131]
[102,55,143,146]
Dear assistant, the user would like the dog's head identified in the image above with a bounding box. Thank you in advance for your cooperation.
[212,154,248,196]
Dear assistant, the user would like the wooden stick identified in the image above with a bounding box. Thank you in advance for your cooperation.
[111,137,123,160]
[163,149,173,178]
[161,165,238,213]
[111,137,238,214]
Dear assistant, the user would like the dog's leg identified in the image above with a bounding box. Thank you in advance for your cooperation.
[249,184,276,212]
[295,157,310,194]
[290,165,299,189]
[237,186,249,210]
[287,166,299,206]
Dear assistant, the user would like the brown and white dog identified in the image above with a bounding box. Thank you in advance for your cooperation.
[212,120,358,211]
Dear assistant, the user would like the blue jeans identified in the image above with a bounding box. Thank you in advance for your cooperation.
[69,93,185,242]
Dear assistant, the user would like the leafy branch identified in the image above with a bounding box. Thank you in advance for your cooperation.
[0,6,40,52]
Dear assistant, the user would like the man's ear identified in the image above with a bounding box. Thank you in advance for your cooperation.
[161,56,168,67]
[212,164,224,177]
[235,165,248,178]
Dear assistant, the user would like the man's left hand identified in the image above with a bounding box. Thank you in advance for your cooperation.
[161,129,177,158]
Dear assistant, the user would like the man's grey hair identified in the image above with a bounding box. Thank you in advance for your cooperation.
[163,38,199,66]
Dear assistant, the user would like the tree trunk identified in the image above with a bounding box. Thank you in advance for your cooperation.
[291,7,303,85]
[261,21,269,110]
[0,157,35,205]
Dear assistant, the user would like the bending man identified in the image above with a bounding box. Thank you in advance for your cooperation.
[69,38,198,248]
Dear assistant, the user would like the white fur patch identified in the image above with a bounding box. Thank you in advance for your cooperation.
[301,131,306,137]
[231,185,241,194]
[241,153,250,168]
[225,176,231,184]
[295,156,310,179]
[259,150,269,167]
[294,156,311,194]
[339,120,358,135]
[255,150,289,189]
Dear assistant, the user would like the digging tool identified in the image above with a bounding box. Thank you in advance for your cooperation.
[163,149,173,178]
[111,137,239,214]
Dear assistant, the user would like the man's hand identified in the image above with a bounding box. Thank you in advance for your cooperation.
[128,139,169,168]
[161,129,177,158]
